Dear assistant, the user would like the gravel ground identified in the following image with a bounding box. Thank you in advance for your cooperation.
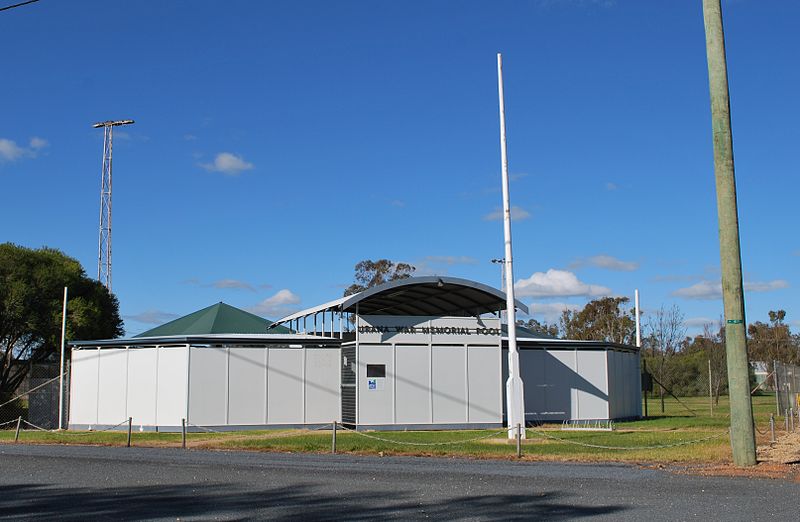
[0,444,798,521]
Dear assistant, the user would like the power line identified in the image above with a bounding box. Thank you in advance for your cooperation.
[0,0,41,13]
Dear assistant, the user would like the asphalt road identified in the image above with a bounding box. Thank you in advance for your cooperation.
[0,444,796,521]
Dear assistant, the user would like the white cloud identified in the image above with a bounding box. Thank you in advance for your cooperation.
[528,302,583,322]
[125,310,180,325]
[672,279,790,300]
[29,137,48,150]
[483,206,531,221]
[605,182,618,191]
[248,289,301,318]
[212,279,255,291]
[685,317,716,328]
[515,269,612,298]
[390,199,405,208]
[200,152,254,175]
[571,254,639,272]
[0,139,25,161]
[0,136,49,163]
[423,255,478,266]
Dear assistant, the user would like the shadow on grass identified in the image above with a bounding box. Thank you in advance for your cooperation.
[2,482,627,520]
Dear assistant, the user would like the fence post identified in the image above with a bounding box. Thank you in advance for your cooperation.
[784,410,789,432]
[516,423,522,458]
[127,417,132,448]
[181,418,186,449]
[770,414,775,443]
[14,416,22,443]
[791,408,795,432]
[332,421,337,454]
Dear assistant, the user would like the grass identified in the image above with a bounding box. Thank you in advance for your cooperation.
[0,394,785,464]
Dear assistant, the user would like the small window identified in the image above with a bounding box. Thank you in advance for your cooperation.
[366,364,386,378]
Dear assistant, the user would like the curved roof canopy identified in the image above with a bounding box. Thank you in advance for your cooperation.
[276,276,527,324]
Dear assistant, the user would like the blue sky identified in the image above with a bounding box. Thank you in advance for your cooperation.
[1,0,797,337]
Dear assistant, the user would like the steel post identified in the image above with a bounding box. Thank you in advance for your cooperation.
[127,417,132,447]
[14,416,21,443]
[332,421,337,454]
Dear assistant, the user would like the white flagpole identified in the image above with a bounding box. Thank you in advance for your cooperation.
[58,286,68,430]
[497,53,526,439]
[635,289,641,348]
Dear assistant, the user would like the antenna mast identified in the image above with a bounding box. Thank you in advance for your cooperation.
[93,119,134,292]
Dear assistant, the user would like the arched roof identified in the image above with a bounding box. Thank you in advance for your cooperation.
[275,276,527,324]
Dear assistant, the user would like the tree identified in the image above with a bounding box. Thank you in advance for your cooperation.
[747,310,798,368]
[0,243,123,401]
[644,304,687,413]
[559,296,636,344]
[343,259,415,296]
[517,318,560,338]
[684,322,728,405]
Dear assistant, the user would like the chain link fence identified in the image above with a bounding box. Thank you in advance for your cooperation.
[0,362,66,430]
[774,360,800,414]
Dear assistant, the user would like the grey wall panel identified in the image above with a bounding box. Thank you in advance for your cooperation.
[188,347,227,426]
[574,351,609,420]
[97,349,128,424]
[228,348,266,425]
[357,344,393,425]
[267,348,304,424]
[69,349,100,425]
[545,351,577,419]
[155,346,188,427]
[127,348,158,426]
[395,345,430,424]
[304,348,340,423]
[519,350,546,419]
[432,346,467,424]
[467,346,501,423]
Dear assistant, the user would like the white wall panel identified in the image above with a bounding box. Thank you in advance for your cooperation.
[468,346,501,423]
[432,346,466,424]
[188,347,227,426]
[228,348,266,425]
[267,348,303,424]
[69,349,100,425]
[357,344,393,425]
[304,349,340,423]
[97,349,128,424]
[395,345,430,424]
[127,348,158,426]
[156,346,188,427]
[574,351,609,420]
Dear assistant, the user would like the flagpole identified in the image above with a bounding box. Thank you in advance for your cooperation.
[497,53,526,439]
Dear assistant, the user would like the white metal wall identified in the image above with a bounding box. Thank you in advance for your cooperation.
[187,346,340,426]
[514,346,641,421]
[70,344,340,429]
[69,346,189,428]
[356,316,503,427]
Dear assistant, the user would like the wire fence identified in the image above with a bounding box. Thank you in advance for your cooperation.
[0,363,65,431]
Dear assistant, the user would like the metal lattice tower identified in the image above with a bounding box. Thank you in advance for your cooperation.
[93,119,134,292]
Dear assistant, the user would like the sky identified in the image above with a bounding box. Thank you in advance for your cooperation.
[1,0,797,337]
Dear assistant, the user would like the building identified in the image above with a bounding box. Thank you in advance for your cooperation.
[68,277,641,431]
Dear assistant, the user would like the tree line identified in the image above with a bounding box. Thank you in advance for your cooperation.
[519,296,799,403]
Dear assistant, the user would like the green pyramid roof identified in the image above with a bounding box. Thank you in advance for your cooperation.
[134,302,290,337]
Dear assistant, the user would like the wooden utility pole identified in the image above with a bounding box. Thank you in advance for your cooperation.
[702,0,756,466]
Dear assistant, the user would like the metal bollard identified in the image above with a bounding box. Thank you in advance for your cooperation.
[770,414,776,443]
[127,417,132,448]
[181,418,187,449]
[791,408,795,432]
[516,423,522,458]
[14,416,22,443]
[331,421,337,454]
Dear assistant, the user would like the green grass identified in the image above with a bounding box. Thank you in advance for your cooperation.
[0,395,783,464]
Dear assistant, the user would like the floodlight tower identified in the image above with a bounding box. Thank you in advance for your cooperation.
[93,119,134,292]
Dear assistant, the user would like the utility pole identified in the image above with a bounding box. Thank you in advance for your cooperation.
[497,53,526,439]
[93,119,134,292]
[702,0,756,466]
